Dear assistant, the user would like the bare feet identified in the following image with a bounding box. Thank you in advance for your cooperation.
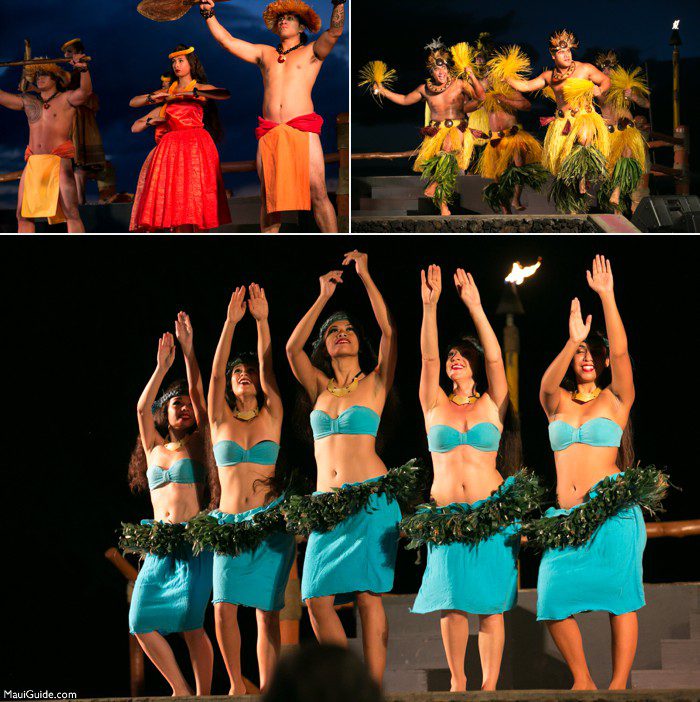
[439,201,451,216]
[500,203,511,215]
[450,675,467,692]
[579,178,588,195]
[571,679,597,690]
[511,197,526,212]
[609,188,621,206]
[424,181,438,198]
[229,681,247,696]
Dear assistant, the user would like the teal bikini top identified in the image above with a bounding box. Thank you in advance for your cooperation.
[549,417,623,452]
[428,423,502,453]
[147,458,205,491]
[213,439,280,466]
[310,405,380,440]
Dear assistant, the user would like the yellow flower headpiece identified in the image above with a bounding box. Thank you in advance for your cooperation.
[549,29,578,55]
[169,46,195,59]
[60,38,82,52]
[595,50,619,70]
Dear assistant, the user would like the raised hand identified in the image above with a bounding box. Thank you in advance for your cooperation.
[248,282,269,321]
[70,53,88,71]
[199,0,215,9]
[421,264,442,306]
[227,286,247,323]
[157,332,176,371]
[319,270,343,299]
[175,311,193,356]
[586,255,614,296]
[342,249,369,277]
[569,298,592,344]
[454,268,481,310]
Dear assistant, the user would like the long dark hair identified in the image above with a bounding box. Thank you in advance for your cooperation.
[127,379,218,506]
[561,331,634,470]
[445,336,523,476]
[168,44,223,143]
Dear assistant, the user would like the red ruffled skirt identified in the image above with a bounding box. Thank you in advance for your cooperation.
[130,127,231,232]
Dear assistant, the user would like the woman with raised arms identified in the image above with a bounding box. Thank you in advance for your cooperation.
[285,250,418,685]
[527,255,667,689]
[402,265,539,691]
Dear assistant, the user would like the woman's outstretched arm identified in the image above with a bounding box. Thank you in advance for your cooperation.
[343,250,398,389]
[419,265,443,413]
[587,255,634,406]
[209,287,247,427]
[248,283,283,420]
[286,272,342,402]
[137,332,175,452]
[175,311,207,427]
[540,298,592,416]
[454,268,509,416]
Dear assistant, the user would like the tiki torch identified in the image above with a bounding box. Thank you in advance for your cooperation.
[670,19,681,130]
[496,259,542,413]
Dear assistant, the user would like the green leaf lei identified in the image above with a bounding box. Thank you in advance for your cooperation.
[282,459,425,537]
[522,465,670,551]
[400,470,545,549]
[119,520,189,558]
[187,504,287,557]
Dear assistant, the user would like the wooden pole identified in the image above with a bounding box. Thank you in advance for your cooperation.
[673,125,690,196]
[672,46,680,130]
[19,39,31,92]
[336,112,349,232]
[503,312,520,414]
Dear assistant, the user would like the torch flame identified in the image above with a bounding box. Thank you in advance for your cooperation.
[673,19,680,30]
[505,258,542,285]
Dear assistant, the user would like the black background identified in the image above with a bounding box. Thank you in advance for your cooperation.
[2,235,698,696]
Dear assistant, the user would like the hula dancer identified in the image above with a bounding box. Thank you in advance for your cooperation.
[285,250,414,685]
[129,44,232,232]
[475,46,547,213]
[527,256,667,689]
[0,53,91,232]
[467,32,495,168]
[403,266,537,691]
[122,317,215,696]
[374,40,485,216]
[194,284,294,695]
[61,38,105,205]
[595,51,651,214]
[507,30,611,213]
[200,0,345,233]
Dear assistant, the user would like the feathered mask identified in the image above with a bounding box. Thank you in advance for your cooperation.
[595,50,619,71]
[549,29,579,55]
[424,37,452,72]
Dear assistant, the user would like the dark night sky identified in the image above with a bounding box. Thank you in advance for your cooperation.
[3,235,699,696]
[352,0,699,178]
[0,0,348,207]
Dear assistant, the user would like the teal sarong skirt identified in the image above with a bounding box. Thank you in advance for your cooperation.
[412,476,521,615]
[537,472,647,621]
[129,531,213,635]
[212,495,296,611]
[301,476,402,601]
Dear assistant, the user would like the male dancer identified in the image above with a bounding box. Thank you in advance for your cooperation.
[200,0,345,233]
[0,54,92,232]
[595,51,650,213]
[375,40,485,215]
[61,38,105,205]
[507,30,611,213]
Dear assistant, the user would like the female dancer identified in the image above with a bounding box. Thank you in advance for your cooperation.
[285,250,410,685]
[404,266,537,691]
[123,314,215,696]
[203,283,295,694]
[129,44,231,232]
[531,255,666,689]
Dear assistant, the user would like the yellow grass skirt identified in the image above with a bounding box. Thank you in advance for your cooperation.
[608,125,648,174]
[477,129,543,180]
[468,107,490,147]
[542,110,610,175]
[413,121,475,173]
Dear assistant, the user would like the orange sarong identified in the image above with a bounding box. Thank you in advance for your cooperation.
[255,113,323,214]
[22,142,75,225]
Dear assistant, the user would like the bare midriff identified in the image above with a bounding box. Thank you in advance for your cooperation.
[554,446,620,509]
[218,462,276,514]
[314,434,387,492]
[600,102,633,124]
[430,447,504,506]
[489,109,518,133]
[260,45,321,123]
[425,80,468,122]
[150,482,202,524]
[24,93,76,154]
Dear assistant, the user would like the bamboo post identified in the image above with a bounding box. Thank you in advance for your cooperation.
[673,125,690,195]
[19,39,31,92]
[672,46,680,130]
[336,112,349,232]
